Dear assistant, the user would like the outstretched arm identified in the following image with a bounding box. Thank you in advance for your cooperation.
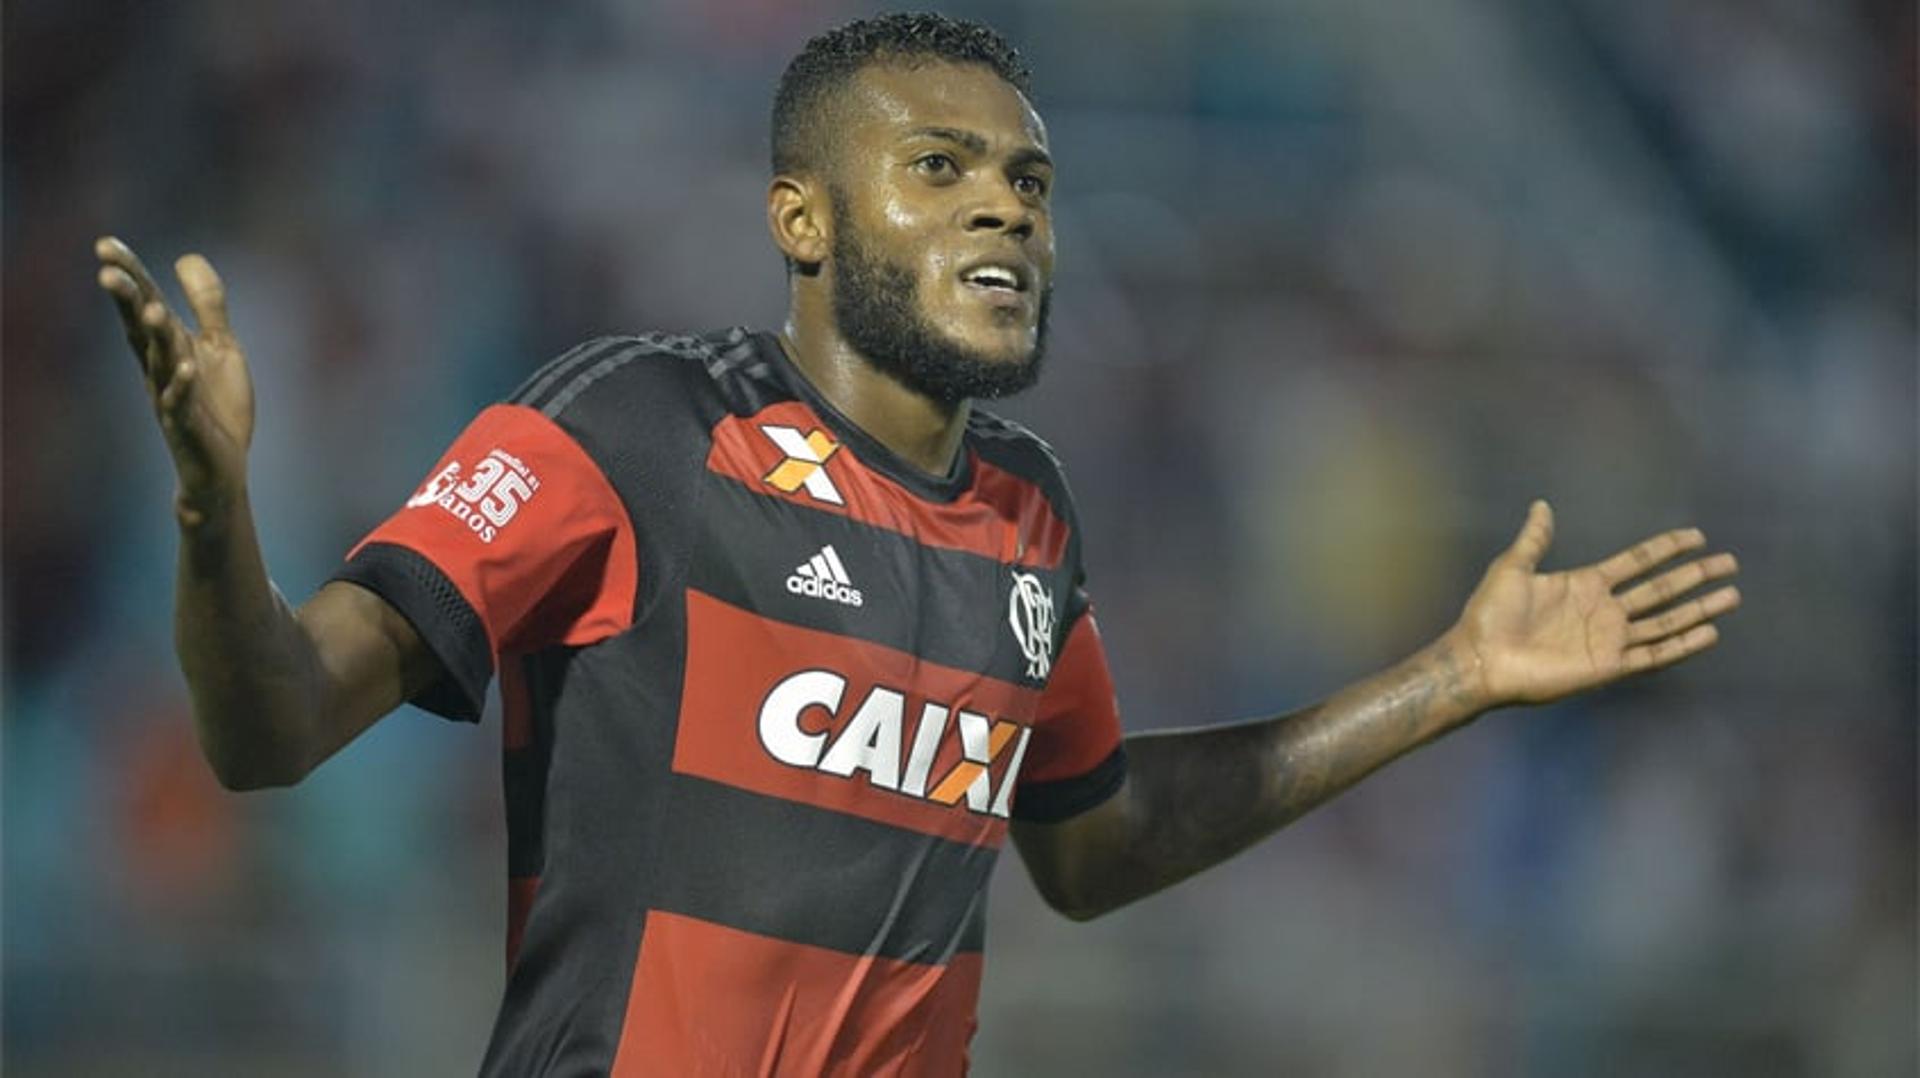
[1013,502,1740,920]
[96,237,439,790]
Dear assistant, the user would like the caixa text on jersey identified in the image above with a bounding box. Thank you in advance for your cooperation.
[758,670,1033,818]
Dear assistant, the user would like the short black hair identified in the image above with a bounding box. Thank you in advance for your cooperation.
[771,12,1033,177]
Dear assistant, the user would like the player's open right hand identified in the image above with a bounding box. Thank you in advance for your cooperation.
[95,237,256,526]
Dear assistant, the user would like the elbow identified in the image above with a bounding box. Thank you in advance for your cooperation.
[213,766,298,792]
[1033,876,1115,923]
[1057,893,1125,922]
[209,758,303,792]
[191,695,324,791]
[202,738,311,792]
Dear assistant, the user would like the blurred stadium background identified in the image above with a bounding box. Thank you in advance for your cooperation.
[5,1,1914,1074]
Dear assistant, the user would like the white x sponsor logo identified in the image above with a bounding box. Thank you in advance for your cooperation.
[760,424,845,505]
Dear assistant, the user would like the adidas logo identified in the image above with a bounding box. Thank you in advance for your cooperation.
[786,544,864,607]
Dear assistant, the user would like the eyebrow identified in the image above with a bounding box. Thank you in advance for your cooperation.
[904,126,1053,171]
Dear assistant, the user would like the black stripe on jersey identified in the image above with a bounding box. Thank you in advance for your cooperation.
[969,407,1094,639]
[543,339,696,417]
[331,542,492,722]
[510,334,709,415]
[631,327,799,422]
[1010,745,1128,823]
[483,622,694,1075]
[514,328,782,420]
[540,344,720,633]
[690,473,1075,689]
[697,326,778,392]
[652,775,995,963]
[503,748,546,876]
[506,337,630,412]
[503,656,553,878]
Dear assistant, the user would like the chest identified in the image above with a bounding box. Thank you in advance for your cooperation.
[691,408,1073,691]
[666,408,1073,831]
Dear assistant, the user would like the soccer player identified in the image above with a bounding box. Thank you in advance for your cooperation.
[94,13,1740,1076]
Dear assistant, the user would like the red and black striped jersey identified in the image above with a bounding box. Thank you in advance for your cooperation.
[332,328,1125,1076]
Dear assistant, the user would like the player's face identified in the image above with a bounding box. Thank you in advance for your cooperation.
[827,61,1056,402]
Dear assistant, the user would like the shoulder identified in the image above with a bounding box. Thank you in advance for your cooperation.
[493,329,782,521]
[967,407,1079,525]
[505,329,761,419]
[967,407,1066,469]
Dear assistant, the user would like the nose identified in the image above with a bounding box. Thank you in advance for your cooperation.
[966,182,1034,240]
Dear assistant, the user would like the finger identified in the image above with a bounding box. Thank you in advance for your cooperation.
[98,266,150,347]
[159,297,196,370]
[157,359,196,422]
[1622,623,1719,674]
[157,362,214,494]
[95,236,165,308]
[1625,584,1741,644]
[175,253,230,334]
[1616,552,1739,615]
[141,301,185,387]
[1595,527,1706,587]
[1504,499,1555,571]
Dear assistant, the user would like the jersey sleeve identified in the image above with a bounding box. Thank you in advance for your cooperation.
[1011,585,1127,823]
[330,403,638,722]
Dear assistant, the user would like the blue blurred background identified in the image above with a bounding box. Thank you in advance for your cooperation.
[5,1,1914,1074]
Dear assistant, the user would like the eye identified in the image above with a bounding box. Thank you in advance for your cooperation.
[913,153,958,179]
[1014,174,1049,198]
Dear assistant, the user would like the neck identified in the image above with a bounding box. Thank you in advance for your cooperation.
[778,309,971,480]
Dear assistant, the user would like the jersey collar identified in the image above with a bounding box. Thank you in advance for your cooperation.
[750,331,974,504]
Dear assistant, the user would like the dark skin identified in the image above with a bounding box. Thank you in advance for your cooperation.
[769,62,1055,472]
[94,60,1740,920]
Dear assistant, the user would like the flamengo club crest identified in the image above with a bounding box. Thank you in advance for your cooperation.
[1007,570,1055,680]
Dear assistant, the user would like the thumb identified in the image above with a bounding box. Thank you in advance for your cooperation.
[1504,499,1554,571]
[175,253,231,335]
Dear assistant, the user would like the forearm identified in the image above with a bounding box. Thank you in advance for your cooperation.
[1022,503,1740,920]
[1071,633,1487,917]
[174,487,330,789]
[102,237,423,788]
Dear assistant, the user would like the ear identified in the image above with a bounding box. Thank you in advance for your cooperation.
[768,175,829,269]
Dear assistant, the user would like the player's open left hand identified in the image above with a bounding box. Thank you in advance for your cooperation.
[1451,500,1741,707]
[95,237,255,526]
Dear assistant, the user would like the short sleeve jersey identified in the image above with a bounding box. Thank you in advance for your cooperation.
[332,329,1126,1076]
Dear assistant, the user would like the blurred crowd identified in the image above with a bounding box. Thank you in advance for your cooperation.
[5,1,1913,1074]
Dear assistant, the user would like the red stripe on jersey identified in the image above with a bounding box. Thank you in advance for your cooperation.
[674,590,1041,847]
[611,910,979,1077]
[348,403,638,654]
[969,452,1072,567]
[1020,611,1124,786]
[506,875,539,971]
[706,402,1070,568]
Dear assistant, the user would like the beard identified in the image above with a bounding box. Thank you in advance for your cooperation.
[830,224,1051,406]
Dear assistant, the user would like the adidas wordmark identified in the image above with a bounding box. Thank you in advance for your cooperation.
[787,544,864,607]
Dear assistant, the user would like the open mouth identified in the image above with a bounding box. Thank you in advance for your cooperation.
[958,262,1033,310]
[960,264,1027,293]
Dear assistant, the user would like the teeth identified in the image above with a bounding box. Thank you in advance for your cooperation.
[965,266,1019,290]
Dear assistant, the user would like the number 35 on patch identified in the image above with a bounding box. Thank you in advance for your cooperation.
[406,448,541,544]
